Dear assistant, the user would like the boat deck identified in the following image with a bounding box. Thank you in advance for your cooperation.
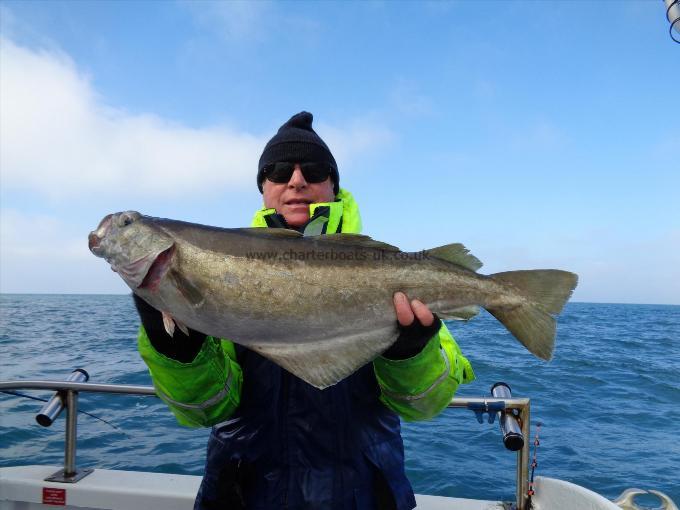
[0,465,507,510]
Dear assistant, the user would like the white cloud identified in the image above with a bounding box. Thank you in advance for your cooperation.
[389,80,434,116]
[181,1,273,42]
[0,35,396,293]
[506,118,568,153]
[466,229,680,306]
[473,79,498,100]
[0,209,85,260]
[0,209,127,293]
[0,37,394,202]
[0,37,264,200]
[318,119,394,171]
[181,1,322,46]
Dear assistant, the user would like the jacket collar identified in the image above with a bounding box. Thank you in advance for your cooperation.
[250,188,362,234]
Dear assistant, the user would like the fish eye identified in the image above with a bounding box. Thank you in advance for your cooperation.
[119,213,135,227]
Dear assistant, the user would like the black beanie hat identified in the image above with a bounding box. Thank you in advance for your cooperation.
[257,111,339,195]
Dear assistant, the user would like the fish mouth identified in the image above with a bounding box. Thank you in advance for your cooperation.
[137,244,176,291]
[88,214,114,256]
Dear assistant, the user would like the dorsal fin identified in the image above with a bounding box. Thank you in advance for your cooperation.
[238,228,303,239]
[425,243,482,271]
[317,233,400,252]
[238,228,400,252]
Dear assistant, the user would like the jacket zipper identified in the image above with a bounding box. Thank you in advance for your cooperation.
[282,371,290,509]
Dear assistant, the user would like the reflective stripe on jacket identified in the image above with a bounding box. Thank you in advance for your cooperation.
[138,333,243,428]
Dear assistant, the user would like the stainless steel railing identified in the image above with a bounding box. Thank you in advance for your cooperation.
[0,370,156,483]
[0,370,531,510]
[448,394,531,510]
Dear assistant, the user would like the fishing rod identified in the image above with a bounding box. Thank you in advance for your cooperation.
[1,389,123,432]
[1,368,127,434]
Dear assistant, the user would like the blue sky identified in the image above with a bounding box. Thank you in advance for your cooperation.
[0,1,678,304]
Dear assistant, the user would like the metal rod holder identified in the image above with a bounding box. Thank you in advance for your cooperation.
[36,369,89,427]
[491,382,525,452]
[36,369,94,483]
[447,394,531,510]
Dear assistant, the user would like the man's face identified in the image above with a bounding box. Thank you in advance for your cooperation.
[262,164,335,228]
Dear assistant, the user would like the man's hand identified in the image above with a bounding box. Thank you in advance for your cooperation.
[382,292,441,360]
[133,293,206,363]
[393,291,434,327]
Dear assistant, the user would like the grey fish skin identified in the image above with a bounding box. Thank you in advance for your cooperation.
[89,211,578,389]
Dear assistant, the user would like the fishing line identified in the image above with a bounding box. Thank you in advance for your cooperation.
[1,390,124,433]
[526,421,543,506]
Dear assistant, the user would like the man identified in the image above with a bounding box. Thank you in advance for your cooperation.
[134,111,475,509]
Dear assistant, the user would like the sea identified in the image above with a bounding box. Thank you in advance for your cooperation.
[1,295,678,506]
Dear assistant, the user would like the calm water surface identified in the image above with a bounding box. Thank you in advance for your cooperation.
[1,295,678,504]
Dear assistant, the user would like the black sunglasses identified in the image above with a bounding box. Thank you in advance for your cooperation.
[263,162,334,184]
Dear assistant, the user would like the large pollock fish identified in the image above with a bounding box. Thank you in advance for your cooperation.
[89,211,578,389]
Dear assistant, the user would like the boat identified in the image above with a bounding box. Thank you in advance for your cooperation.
[1,369,676,510]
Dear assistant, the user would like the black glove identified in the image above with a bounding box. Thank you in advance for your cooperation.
[132,293,206,363]
[382,314,442,360]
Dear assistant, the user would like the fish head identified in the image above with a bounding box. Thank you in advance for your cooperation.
[89,211,175,290]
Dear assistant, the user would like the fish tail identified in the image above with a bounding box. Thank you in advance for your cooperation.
[486,270,578,360]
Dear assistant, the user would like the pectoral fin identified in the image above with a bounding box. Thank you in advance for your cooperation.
[161,311,176,337]
[439,305,480,321]
[169,269,205,307]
